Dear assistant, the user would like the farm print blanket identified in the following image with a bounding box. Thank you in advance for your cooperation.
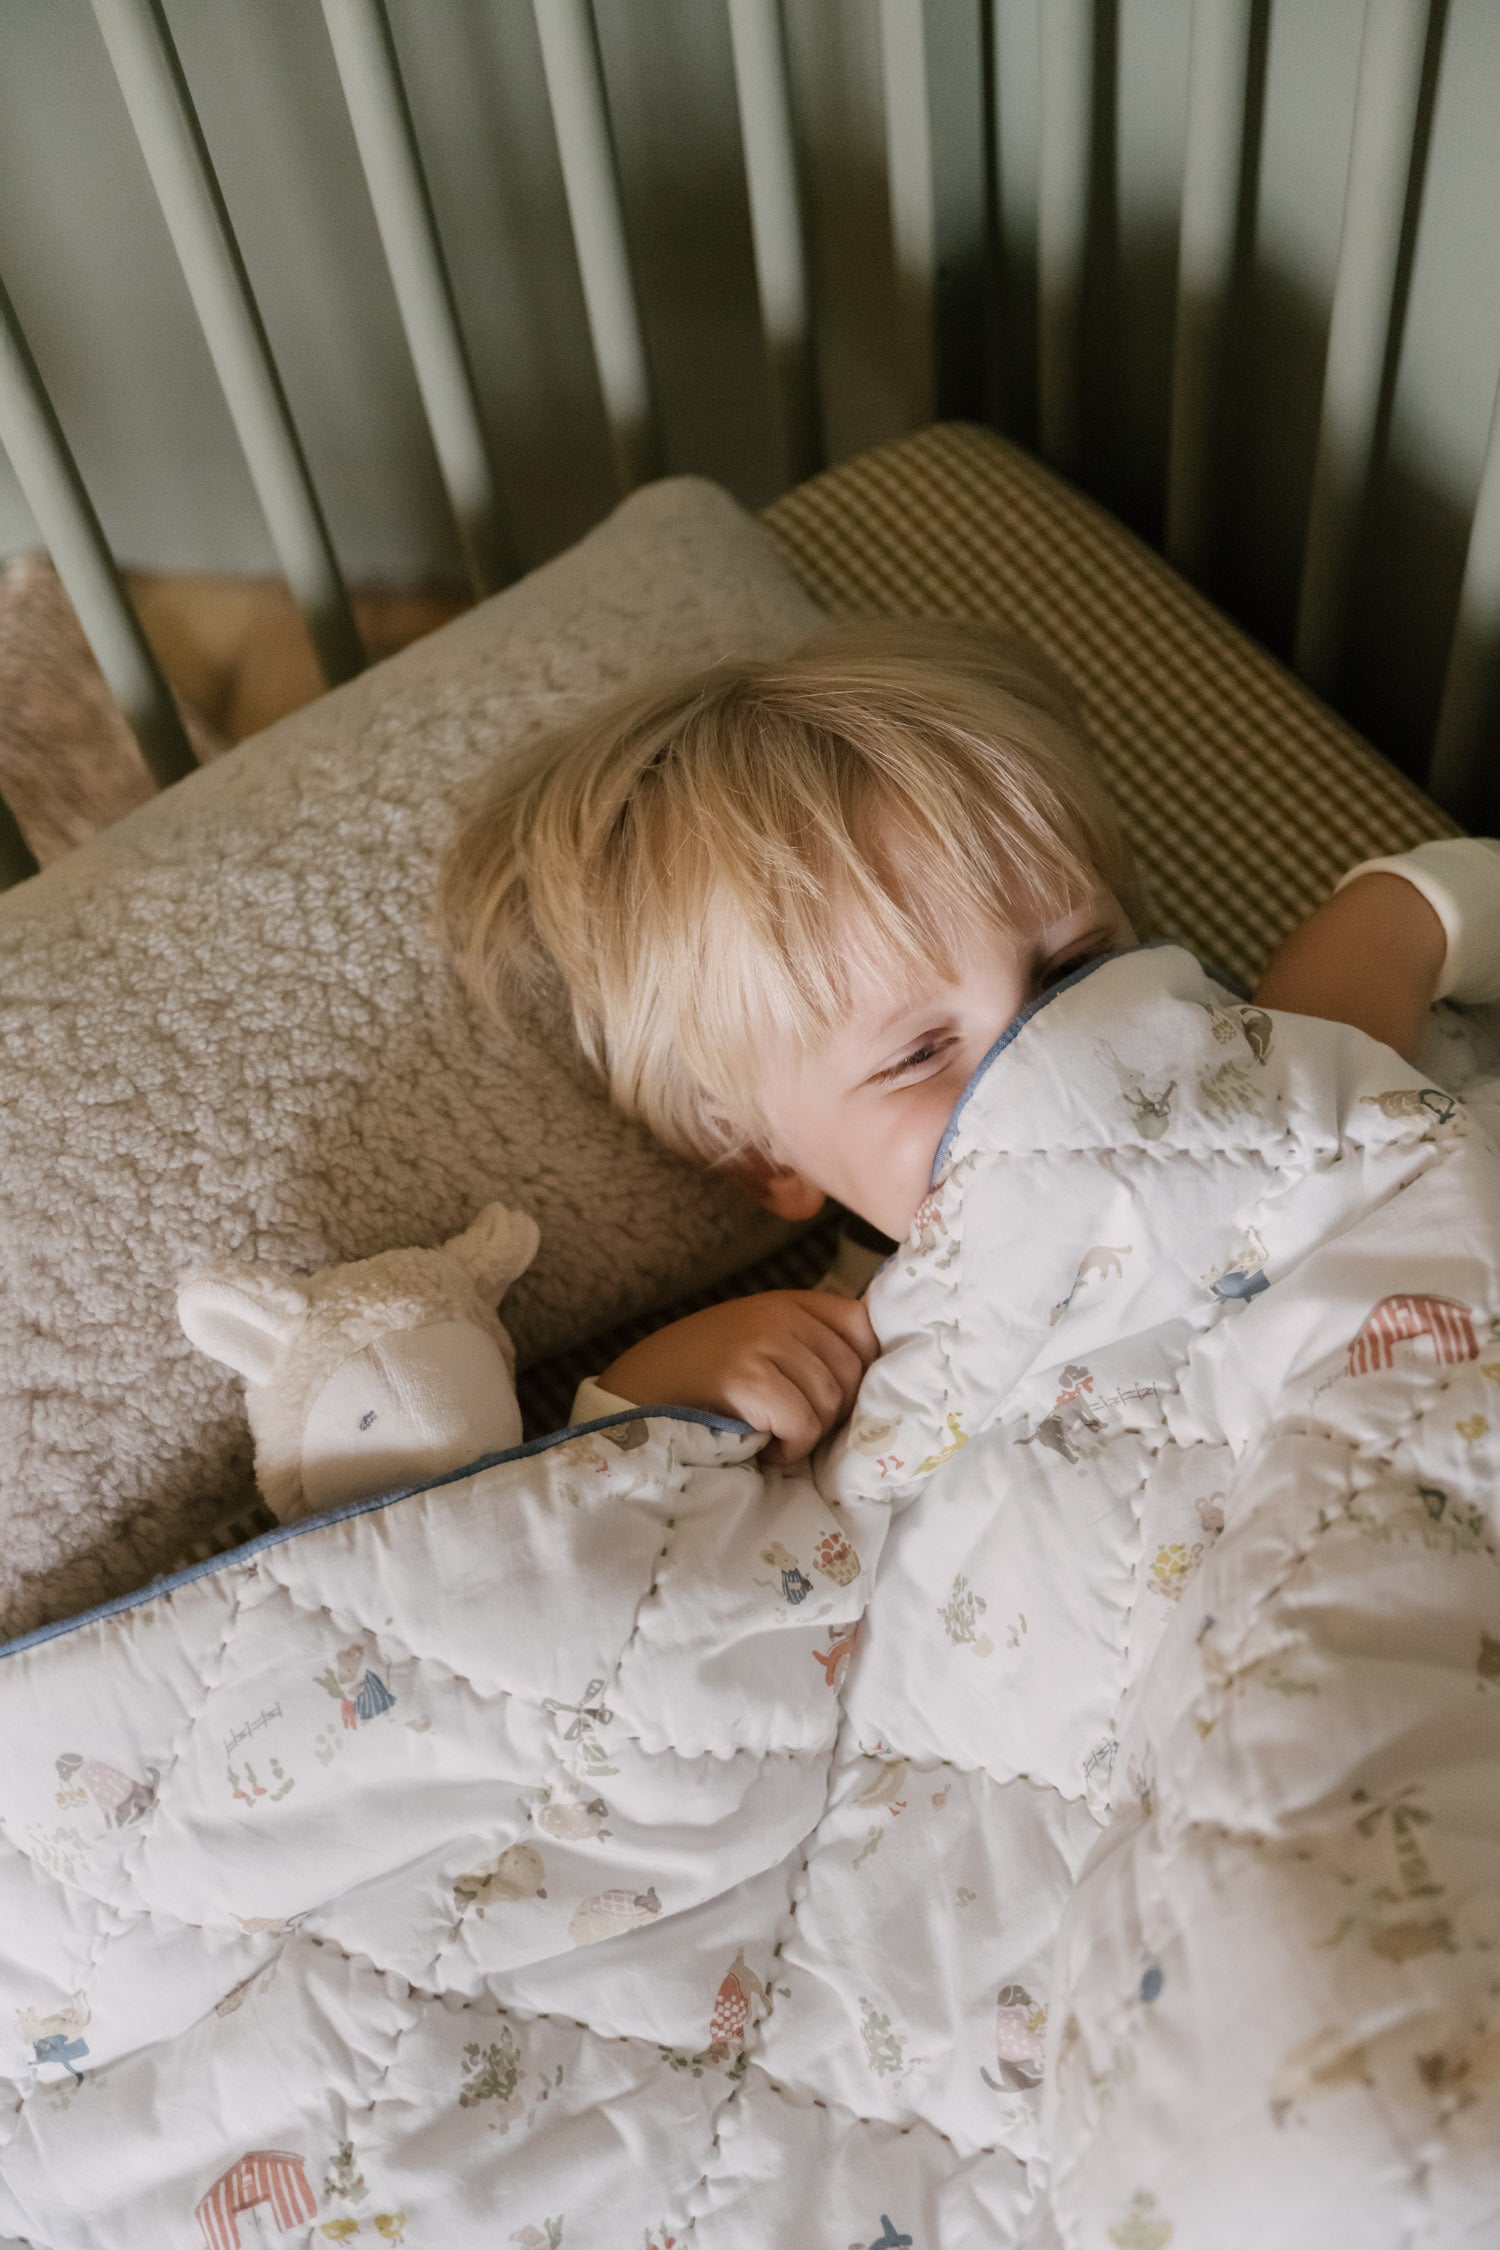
[2,944,1500,2250]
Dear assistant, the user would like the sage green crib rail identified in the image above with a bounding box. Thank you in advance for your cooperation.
[0,0,1496,892]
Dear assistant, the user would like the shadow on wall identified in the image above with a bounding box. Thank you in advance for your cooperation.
[992,198,1481,812]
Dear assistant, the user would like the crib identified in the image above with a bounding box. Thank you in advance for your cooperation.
[1,0,1498,898]
[3,8,1500,2244]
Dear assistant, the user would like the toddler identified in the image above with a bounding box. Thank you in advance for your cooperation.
[441,617,1500,1465]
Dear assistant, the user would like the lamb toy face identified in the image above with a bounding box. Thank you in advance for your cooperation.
[178,1203,541,1525]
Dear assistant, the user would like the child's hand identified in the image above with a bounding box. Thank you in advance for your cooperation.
[599,1290,880,1467]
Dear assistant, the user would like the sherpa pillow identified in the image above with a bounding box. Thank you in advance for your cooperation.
[0,478,823,1642]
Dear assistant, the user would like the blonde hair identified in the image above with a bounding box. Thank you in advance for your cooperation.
[440,616,1141,1172]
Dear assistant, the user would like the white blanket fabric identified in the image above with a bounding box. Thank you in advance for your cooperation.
[4,946,1500,2248]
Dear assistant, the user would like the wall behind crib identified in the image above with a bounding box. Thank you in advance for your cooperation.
[0,0,1497,789]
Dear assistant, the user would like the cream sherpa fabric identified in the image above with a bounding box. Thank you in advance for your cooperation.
[0,478,821,1642]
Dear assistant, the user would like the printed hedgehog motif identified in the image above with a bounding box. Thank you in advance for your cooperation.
[569,1886,661,1946]
[453,1844,547,1917]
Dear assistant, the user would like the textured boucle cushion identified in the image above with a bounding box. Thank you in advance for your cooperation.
[0,479,821,1642]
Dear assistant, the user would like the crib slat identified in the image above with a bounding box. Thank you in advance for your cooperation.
[1036,0,1092,475]
[727,0,822,486]
[0,267,195,822]
[878,0,936,433]
[321,0,511,598]
[1166,0,1253,579]
[0,787,37,892]
[1428,367,1500,823]
[1294,0,1430,691]
[532,0,660,494]
[91,0,364,685]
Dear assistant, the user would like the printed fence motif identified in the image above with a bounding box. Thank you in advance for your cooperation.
[1347,1294,1477,1377]
[196,2149,317,2248]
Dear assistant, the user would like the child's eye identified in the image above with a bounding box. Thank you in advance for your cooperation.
[872,1036,955,1085]
[1040,946,1105,990]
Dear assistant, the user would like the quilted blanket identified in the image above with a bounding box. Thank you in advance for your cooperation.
[4,945,1500,2249]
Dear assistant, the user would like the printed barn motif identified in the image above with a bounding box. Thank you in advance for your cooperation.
[1347,1295,1478,1377]
[195,2149,316,2248]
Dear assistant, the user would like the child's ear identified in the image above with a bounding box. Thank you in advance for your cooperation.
[727,1144,826,1223]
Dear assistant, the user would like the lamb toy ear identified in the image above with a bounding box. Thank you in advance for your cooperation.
[447,1203,541,1301]
[177,1266,311,1386]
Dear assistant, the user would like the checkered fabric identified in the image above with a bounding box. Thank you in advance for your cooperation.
[761,420,1456,992]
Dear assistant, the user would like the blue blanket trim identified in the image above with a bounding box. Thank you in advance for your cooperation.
[864,940,1238,1288]
[0,1405,755,1665]
[928,947,1127,1186]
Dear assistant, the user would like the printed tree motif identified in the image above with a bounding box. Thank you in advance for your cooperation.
[853,1825,883,1871]
[323,2141,368,2204]
[1197,1058,1257,1123]
[1108,2191,1173,2249]
[1352,1784,1444,1901]
[858,1995,909,2078]
[459,2028,525,2123]
[939,1573,995,1655]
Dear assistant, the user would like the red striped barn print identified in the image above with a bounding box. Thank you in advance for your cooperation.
[195,2150,316,2248]
[1346,1294,1478,1378]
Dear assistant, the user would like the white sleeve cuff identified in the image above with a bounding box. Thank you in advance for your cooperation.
[570,1375,639,1425]
[1334,838,1500,1003]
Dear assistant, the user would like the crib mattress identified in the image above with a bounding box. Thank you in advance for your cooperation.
[760,421,1456,993]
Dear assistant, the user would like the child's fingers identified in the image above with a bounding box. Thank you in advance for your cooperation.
[764,1335,850,1434]
[778,1306,869,1414]
[737,1359,828,1465]
[789,1290,880,1369]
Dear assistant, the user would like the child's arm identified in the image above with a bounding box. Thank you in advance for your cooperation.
[1253,839,1500,1065]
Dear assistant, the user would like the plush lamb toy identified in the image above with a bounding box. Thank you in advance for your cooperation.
[177,1203,541,1525]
